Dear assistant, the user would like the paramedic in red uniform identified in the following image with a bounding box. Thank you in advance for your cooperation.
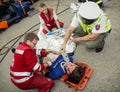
[10,32,54,92]
[39,3,64,35]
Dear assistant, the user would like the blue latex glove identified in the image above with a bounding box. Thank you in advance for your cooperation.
[58,26,62,31]
[47,30,53,35]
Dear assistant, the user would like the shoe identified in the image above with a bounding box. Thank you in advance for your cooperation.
[95,41,105,53]
[95,47,103,53]
[11,48,16,53]
[44,72,50,77]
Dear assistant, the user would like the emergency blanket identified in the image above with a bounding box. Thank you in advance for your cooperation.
[36,29,76,54]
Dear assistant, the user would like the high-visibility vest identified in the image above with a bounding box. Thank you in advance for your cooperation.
[86,0,103,5]
[76,12,112,35]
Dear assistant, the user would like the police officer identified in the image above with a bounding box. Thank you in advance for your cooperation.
[61,1,112,53]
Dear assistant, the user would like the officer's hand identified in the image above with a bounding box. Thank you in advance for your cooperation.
[60,43,66,52]
[47,30,53,35]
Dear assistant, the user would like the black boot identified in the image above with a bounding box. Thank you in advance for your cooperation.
[11,48,16,53]
[95,41,105,53]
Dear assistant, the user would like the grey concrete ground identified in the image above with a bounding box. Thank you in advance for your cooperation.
[0,0,120,92]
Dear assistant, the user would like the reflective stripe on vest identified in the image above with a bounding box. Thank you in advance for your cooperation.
[96,0,102,4]
[76,13,111,35]
[15,49,24,55]
[10,71,31,76]
[11,73,33,83]
[86,0,102,4]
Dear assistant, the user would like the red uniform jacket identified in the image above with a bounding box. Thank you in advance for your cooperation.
[39,8,55,30]
[10,42,45,84]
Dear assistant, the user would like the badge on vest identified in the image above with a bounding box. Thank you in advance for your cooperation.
[95,24,100,30]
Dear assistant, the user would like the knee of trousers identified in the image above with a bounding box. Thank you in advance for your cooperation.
[48,80,55,88]
[85,42,97,49]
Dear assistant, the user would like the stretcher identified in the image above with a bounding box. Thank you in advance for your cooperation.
[60,62,93,91]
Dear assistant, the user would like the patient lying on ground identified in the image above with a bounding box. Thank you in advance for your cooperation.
[42,49,85,84]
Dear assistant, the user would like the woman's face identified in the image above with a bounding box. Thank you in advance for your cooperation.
[40,6,48,14]
[65,62,77,74]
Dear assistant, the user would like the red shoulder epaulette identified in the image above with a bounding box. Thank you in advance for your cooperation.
[60,62,93,91]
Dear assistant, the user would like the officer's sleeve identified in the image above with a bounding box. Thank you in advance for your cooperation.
[92,15,106,33]
[70,14,79,28]
[24,49,45,73]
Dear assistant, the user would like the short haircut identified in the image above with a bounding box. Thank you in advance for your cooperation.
[39,2,46,8]
[24,32,39,42]
[67,66,85,84]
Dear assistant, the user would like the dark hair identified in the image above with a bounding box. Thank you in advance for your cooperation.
[67,66,85,84]
[24,32,39,42]
[39,2,46,8]
[81,16,97,25]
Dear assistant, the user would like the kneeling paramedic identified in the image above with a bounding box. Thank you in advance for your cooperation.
[39,3,64,35]
[61,1,112,53]
[10,32,54,92]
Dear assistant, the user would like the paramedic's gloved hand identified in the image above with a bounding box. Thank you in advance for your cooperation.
[40,49,47,57]
[58,26,62,31]
[47,30,53,35]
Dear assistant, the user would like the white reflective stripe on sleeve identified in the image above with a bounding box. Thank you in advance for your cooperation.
[36,49,41,55]
[10,71,31,76]
[15,49,24,55]
[33,62,40,71]
[11,73,33,83]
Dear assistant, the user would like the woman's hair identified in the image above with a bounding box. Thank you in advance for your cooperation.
[39,2,46,8]
[67,66,85,84]
[24,32,39,42]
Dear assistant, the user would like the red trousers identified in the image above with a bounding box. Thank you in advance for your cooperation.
[43,21,64,34]
[11,73,54,92]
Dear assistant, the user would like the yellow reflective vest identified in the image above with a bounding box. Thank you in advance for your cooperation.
[86,0,103,5]
[76,12,112,35]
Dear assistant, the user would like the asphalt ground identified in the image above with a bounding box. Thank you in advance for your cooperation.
[0,0,120,92]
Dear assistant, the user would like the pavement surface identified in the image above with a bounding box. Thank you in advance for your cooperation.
[0,0,120,92]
